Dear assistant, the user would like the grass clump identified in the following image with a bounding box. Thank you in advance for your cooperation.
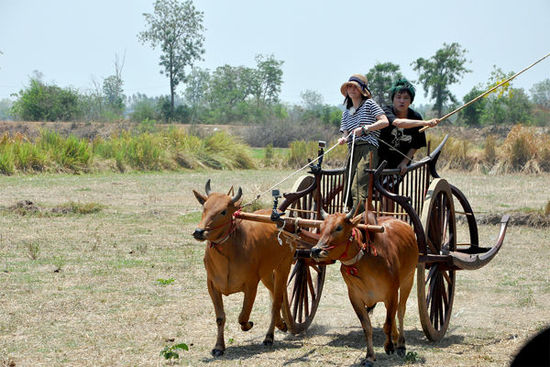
[0,128,256,175]
[51,201,105,215]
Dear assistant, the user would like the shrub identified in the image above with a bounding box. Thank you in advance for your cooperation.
[239,117,338,148]
[11,78,82,121]
[483,135,497,166]
[499,125,539,172]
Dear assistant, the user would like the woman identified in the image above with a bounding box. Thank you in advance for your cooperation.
[378,78,440,175]
[338,74,389,212]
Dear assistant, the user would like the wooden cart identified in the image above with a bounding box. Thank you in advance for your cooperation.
[235,135,510,341]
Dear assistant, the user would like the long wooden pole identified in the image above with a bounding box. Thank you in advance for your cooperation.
[420,52,550,132]
[234,211,384,233]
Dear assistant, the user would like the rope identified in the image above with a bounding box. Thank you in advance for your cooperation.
[343,134,356,210]
[420,51,550,133]
[241,131,353,208]
[242,129,414,208]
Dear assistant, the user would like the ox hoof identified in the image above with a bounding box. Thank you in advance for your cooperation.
[384,342,395,355]
[397,346,406,357]
[240,321,253,331]
[276,320,288,332]
[263,335,274,346]
[211,348,224,357]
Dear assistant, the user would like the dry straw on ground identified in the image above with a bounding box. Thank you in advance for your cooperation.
[0,170,549,366]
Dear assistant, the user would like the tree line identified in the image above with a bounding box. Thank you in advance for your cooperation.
[2,0,549,128]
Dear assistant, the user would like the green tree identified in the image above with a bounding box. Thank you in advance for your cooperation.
[102,54,126,116]
[366,62,403,106]
[300,90,324,111]
[184,67,210,123]
[206,64,252,122]
[128,93,158,123]
[412,42,471,116]
[460,85,487,126]
[138,0,205,117]
[11,74,82,121]
[480,67,532,125]
[0,98,13,120]
[252,54,284,105]
[530,78,550,108]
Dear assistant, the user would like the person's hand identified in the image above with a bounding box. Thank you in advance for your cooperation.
[338,137,347,145]
[397,161,408,175]
[426,118,440,127]
[353,127,363,136]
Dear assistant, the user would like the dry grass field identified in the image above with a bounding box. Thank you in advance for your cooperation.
[0,169,549,366]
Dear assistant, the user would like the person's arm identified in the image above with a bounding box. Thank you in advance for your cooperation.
[353,114,389,136]
[393,118,440,128]
[397,148,416,175]
[338,130,349,144]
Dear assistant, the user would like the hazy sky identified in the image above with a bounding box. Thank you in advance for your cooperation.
[1,0,549,107]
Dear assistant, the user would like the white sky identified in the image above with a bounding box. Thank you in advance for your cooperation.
[0,0,549,107]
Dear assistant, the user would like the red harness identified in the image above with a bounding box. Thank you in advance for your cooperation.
[337,227,377,276]
[208,209,242,247]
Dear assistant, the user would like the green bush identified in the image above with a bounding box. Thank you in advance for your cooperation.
[11,78,82,121]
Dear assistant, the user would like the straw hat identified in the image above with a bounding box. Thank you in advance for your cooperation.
[340,74,371,98]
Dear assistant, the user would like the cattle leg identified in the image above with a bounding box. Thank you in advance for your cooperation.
[263,262,292,346]
[260,272,287,332]
[396,272,415,357]
[383,294,398,355]
[207,280,226,357]
[238,284,258,331]
[349,294,375,366]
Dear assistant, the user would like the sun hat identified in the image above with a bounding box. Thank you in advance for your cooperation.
[390,78,416,103]
[340,74,371,98]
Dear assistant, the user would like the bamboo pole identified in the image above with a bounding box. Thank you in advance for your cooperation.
[419,52,550,133]
[234,212,385,233]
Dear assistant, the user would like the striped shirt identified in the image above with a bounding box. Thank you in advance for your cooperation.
[339,99,385,147]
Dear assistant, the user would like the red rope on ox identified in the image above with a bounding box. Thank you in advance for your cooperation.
[232,208,242,219]
[340,230,358,276]
[343,265,359,276]
[209,208,241,247]
[359,226,377,256]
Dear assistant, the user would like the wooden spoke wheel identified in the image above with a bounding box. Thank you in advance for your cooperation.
[282,259,326,334]
[281,175,326,334]
[417,178,457,341]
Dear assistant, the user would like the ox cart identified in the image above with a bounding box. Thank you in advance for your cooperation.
[234,135,510,342]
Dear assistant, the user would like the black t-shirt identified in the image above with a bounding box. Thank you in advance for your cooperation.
[378,106,427,168]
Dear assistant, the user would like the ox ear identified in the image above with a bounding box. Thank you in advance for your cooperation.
[192,189,207,206]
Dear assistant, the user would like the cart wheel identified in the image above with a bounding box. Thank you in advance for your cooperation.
[290,174,315,193]
[450,185,479,248]
[417,178,457,341]
[281,259,326,334]
[281,174,325,334]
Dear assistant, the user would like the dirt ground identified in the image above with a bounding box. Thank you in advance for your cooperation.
[0,169,549,366]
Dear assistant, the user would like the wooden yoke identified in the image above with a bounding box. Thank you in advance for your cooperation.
[233,211,384,233]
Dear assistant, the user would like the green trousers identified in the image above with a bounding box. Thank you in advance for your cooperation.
[345,143,379,212]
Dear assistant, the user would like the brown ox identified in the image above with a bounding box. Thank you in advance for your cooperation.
[192,180,294,357]
[311,210,418,367]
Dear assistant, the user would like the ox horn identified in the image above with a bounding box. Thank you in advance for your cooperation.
[231,187,242,204]
[345,204,357,220]
[320,207,329,220]
[205,179,212,196]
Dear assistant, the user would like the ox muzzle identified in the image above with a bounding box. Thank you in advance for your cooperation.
[192,228,207,241]
[310,240,330,261]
